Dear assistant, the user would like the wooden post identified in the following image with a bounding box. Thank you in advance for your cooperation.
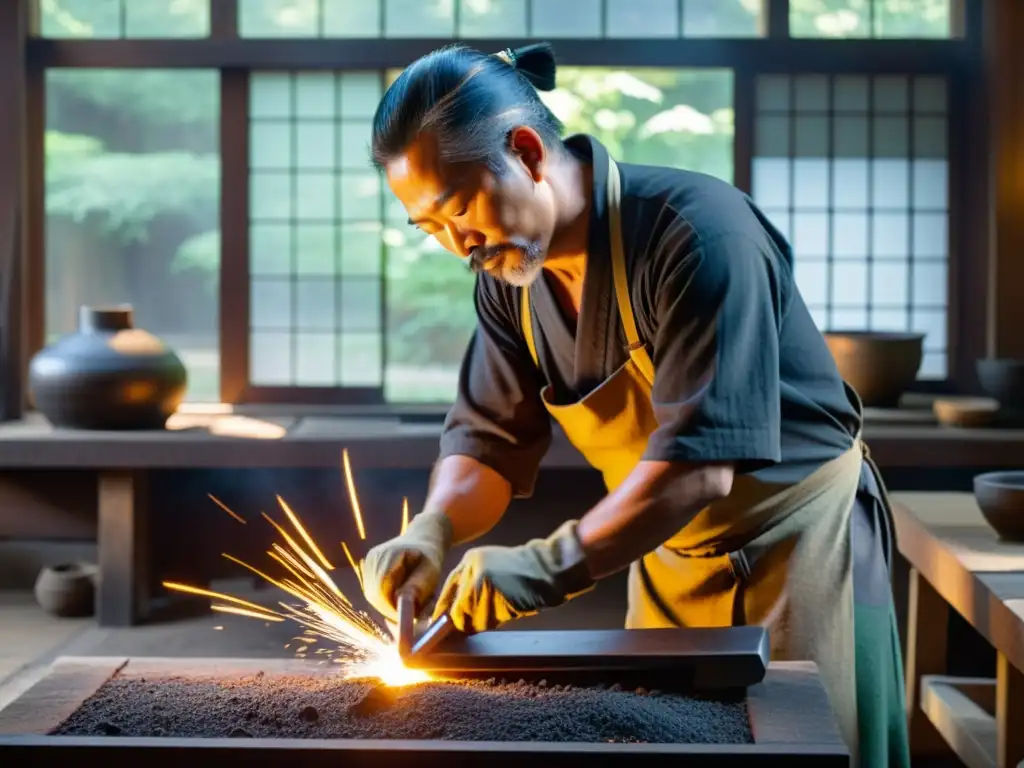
[96,470,151,627]
[995,652,1024,768]
[0,0,28,422]
[904,567,952,758]
[984,0,1024,359]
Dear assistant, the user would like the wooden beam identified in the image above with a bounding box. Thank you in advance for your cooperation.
[984,0,1024,359]
[25,37,971,73]
[0,0,29,421]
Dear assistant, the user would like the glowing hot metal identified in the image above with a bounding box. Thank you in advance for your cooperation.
[163,450,431,688]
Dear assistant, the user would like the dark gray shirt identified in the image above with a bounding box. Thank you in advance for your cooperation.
[439,135,862,498]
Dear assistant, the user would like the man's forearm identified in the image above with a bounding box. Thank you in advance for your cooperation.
[422,454,513,545]
[576,460,734,580]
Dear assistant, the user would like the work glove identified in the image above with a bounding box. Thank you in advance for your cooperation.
[431,520,596,633]
[361,510,452,622]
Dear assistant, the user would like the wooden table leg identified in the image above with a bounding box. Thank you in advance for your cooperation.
[996,652,1024,768]
[905,566,952,758]
[96,470,150,627]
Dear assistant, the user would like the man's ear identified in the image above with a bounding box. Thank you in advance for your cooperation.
[508,126,546,183]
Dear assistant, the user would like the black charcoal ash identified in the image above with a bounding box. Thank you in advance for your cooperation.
[52,672,753,744]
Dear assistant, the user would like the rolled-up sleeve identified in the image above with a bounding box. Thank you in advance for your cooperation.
[439,276,552,497]
[642,230,782,473]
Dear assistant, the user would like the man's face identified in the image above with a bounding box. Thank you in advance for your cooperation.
[385,128,557,287]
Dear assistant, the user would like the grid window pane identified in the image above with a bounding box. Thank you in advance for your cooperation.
[249,72,385,388]
[38,0,210,38]
[606,0,679,39]
[458,0,528,37]
[45,70,221,401]
[236,0,764,38]
[752,73,951,380]
[384,0,455,37]
[790,0,951,39]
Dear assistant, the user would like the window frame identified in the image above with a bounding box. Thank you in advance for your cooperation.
[8,0,985,412]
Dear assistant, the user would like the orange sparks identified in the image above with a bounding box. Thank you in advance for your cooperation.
[208,493,246,524]
[276,495,334,570]
[341,541,363,590]
[342,449,367,540]
[162,450,433,688]
[212,604,284,622]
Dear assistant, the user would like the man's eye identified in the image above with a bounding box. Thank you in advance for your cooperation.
[453,204,469,217]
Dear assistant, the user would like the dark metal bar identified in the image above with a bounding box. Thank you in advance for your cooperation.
[218,69,251,404]
[27,38,971,72]
[409,627,770,691]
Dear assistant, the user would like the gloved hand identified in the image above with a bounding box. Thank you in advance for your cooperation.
[361,510,452,622]
[431,520,596,633]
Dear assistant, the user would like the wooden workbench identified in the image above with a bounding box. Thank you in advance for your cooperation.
[891,492,1024,768]
[3,406,1024,628]
[0,656,849,766]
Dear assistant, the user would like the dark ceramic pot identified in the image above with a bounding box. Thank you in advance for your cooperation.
[823,331,924,408]
[973,471,1024,542]
[29,305,188,430]
[33,562,97,618]
[976,359,1024,422]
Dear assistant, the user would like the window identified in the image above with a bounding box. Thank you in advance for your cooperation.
[45,70,221,400]
[37,0,211,37]
[237,0,762,39]
[789,0,952,38]
[247,67,735,402]
[751,74,949,379]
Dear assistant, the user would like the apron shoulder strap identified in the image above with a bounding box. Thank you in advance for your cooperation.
[607,159,656,386]
[520,287,540,366]
[517,158,656,384]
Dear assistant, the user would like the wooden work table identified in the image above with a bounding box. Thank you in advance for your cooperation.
[2,407,1024,628]
[0,407,1020,470]
[891,493,1024,768]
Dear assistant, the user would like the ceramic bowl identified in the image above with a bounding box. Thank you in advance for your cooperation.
[823,331,924,408]
[973,471,1024,542]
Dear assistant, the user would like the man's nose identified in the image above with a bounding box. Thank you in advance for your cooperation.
[446,223,484,259]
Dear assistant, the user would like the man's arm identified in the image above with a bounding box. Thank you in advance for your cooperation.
[578,228,783,579]
[577,460,733,579]
[422,455,512,545]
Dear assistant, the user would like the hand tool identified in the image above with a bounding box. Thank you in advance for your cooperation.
[395,587,417,660]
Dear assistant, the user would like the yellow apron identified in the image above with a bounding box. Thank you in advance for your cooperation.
[520,157,882,764]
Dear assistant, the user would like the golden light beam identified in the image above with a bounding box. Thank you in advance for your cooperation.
[208,493,246,524]
[261,511,346,601]
[342,449,367,540]
[276,494,334,570]
[401,497,410,535]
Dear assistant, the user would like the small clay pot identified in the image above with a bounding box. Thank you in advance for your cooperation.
[34,562,97,618]
[973,471,1024,542]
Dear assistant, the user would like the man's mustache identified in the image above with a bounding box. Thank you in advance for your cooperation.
[468,245,518,273]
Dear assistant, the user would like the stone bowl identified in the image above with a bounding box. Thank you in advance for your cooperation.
[823,331,925,408]
[33,562,97,618]
[973,471,1024,542]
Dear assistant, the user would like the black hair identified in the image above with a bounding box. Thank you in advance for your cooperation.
[370,43,563,174]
